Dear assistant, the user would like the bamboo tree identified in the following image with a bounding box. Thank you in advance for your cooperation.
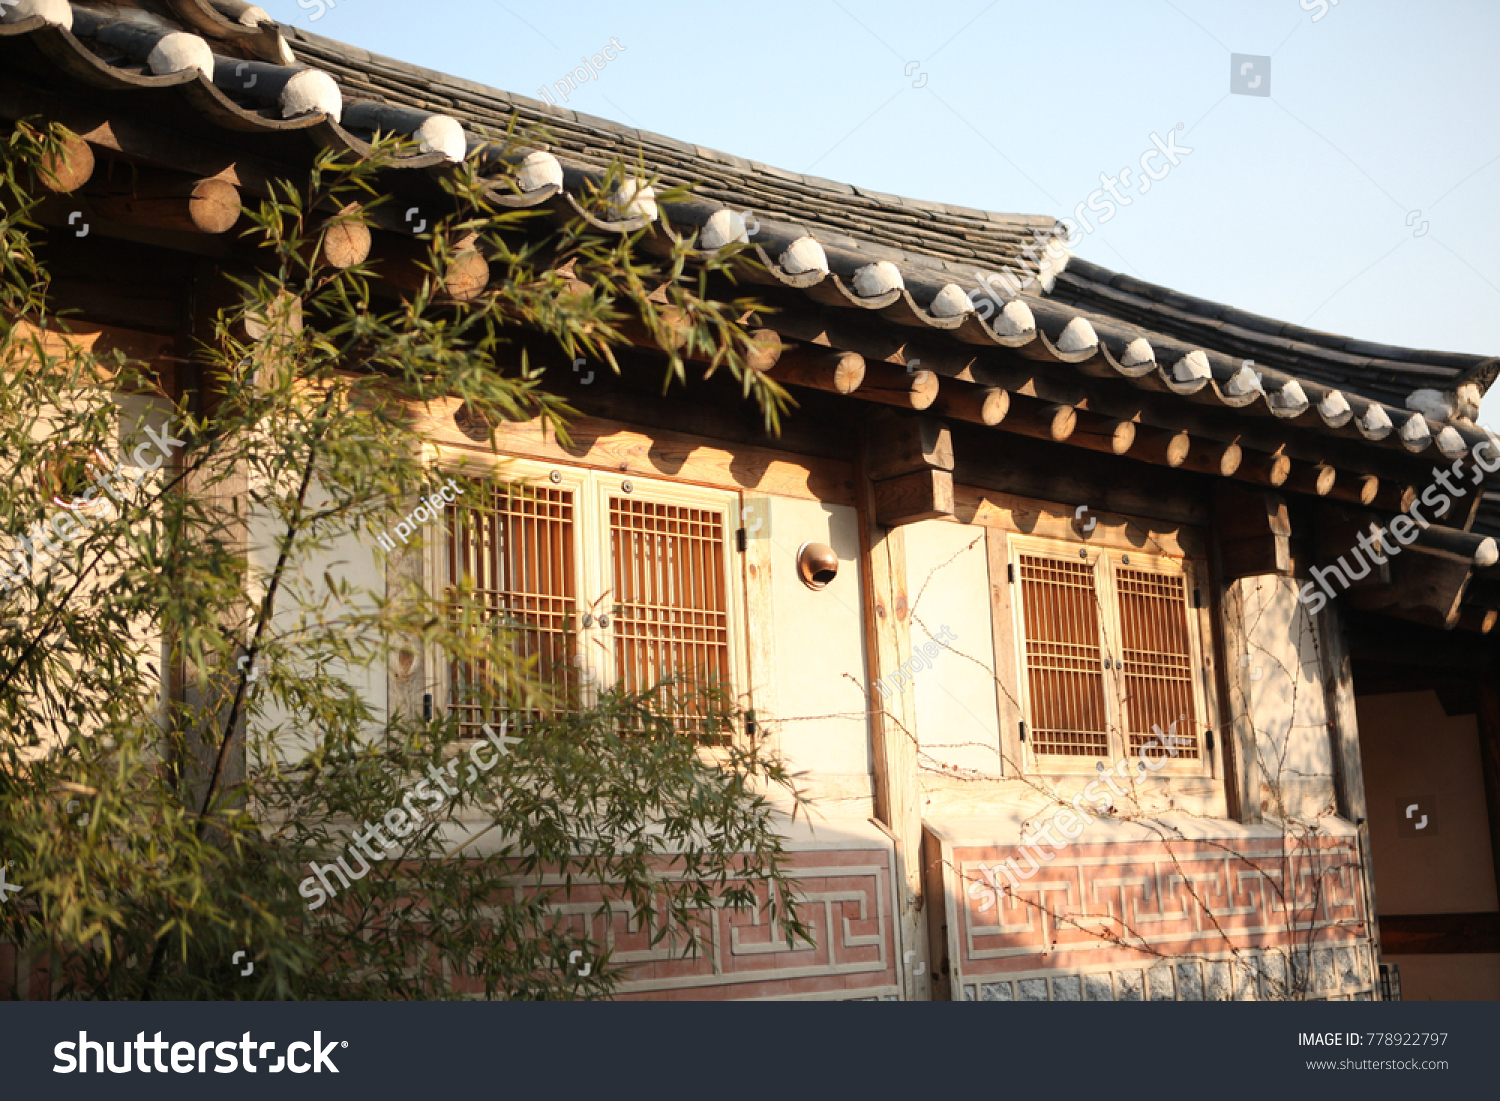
[0,120,809,1001]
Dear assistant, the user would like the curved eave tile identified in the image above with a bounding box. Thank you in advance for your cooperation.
[1091,337,1157,380]
[734,241,820,289]
[543,188,654,234]
[1014,302,1097,365]
[8,20,210,91]
[802,272,901,310]
[947,305,1033,348]
[163,0,295,65]
[478,179,562,209]
[878,288,967,331]
[0,21,352,143]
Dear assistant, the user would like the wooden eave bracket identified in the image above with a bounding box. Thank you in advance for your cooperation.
[1213,482,1291,578]
[865,408,954,527]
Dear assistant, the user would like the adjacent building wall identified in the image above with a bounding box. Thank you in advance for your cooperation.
[1357,689,1500,1000]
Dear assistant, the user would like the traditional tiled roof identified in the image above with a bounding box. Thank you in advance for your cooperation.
[3,0,1497,477]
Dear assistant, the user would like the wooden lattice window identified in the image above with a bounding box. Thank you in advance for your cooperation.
[1011,538,1207,769]
[1018,555,1109,757]
[440,462,741,742]
[446,481,579,737]
[1116,567,1200,761]
[610,497,731,740]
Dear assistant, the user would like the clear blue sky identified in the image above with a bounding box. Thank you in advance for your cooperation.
[262,0,1500,428]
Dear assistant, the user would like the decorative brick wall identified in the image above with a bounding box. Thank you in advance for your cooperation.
[927,824,1378,1001]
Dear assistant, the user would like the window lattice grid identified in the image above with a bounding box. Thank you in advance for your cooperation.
[446,483,578,736]
[1116,567,1200,760]
[609,497,730,741]
[1019,555,1109,757]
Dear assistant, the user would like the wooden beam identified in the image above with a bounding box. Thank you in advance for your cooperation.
[1286,461,1337,497]
[1133,427,1191,468]
[931,384,1008,426]
[1238,446,1292,488]
[1409,524,1498,566]
[27,124,94,194]
[1458,606,1498,634]
[87,169,242,235]
[1349,554,1472,630]
[767,346,865,394]
[1069,413,1134,456]
[1315,507,1393,590]
[1329,473,1381,507]
[1042,403,1077,442]
[741,328,784,373]
[300,202,371,270]
[373,231,490,302]
[1214,482,1291,578]
[860,364,938,411]
[412,397,856,505]
[756,298,1449,493]
[1182,437,1242,478]
[951,425,1209,529]
[5,317,176,391]
[1344,611,1490,667]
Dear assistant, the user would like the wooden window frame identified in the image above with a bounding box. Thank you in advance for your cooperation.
[1006,533,1217,779]
[425,451,748,743]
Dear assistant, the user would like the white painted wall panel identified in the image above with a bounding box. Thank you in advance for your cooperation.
[903,522,1000,776]
[1235,575,1337,819]
[762,497,871,800]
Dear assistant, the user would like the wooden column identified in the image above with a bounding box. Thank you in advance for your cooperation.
[177,263,255,813]
[856,440,930,1000]
[1320,601,1382,953]
[1212,548,1261,824]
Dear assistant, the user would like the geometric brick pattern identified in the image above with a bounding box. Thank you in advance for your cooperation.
[6,845,901,1003]
[607,847,901,1001]
[928,826,1376,1001]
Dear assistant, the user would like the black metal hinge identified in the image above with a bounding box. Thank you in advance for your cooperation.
[1192,587,1204,608]
[1007,562,1016,584]
[1019,720,1027,742]
[423,693,433,722]
[736,527,748,553]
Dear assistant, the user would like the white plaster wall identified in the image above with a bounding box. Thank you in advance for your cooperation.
[762,496,870,808]
[246,468,388,763]
[903,522,1001,776]
[11,393,176,747]
[1234,575,1337,820]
